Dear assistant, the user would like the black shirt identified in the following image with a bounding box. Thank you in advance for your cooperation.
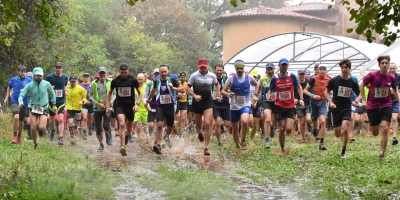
[326,75,360,108]
[111,75,139,107]
[294,79,310,106]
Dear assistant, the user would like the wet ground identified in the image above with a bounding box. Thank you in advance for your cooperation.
[75,130,301,200]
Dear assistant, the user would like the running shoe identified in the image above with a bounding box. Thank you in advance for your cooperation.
[235,146,241,154]
[58,137,64,145]
[392,138,399,145]
[366,132,373,137]
[198,133,204,142]
[11,136,18,144]
[217,141,223,147]
[356,129,361,135]
[70,138,76,145]
[115,130,119,137]
[312,129,318,137]
[241,141,248,150]
[34,143,38,150]
[265,141,270,149]
[105,132,112,146]
[153,143,161,155]
[129,134,135,143]
[15,136,21,145]
[379,153,385,160]
[222,132,226,141]
[164,134,172,148]
[319,144,327,150]
[120,146,127,156]
[97,144,104,152]
[278,149,285,156]
[50,131,55,141]
[350,137,356,143]
[340,153,346,159]
[204,147,211,156]
[83,133,87,140]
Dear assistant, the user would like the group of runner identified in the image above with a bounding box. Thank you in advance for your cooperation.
[4,56,399,159]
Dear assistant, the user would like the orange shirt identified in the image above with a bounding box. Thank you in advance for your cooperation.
[310,75,331,99]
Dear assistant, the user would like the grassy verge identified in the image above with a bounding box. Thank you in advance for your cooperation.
[217,131,400,199]
[0,114,116,199]
[136,163,236,199]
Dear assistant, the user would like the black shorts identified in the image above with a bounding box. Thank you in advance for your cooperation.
[156,106,175,127]
[354,108,364,114]
[11,103,28,121]
[192,101,213,114]
[262,101,275,113]
[114,105,135,122]
[331,107,352,128]
[295,105,310,118]
[67,110,82,120]
[251,102,263,118]
[274,106,295,121]
[367,107,392,126]
[175,102,188,114]
[82,104,94,114]
[213,102,230,121]
[148,111,156,123]
[49,102,65,116]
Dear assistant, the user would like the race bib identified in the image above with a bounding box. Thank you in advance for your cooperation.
[278,91,291,101]
[55,89,63,98]
[337,86,352,98]
[266,92,276,101]
[160,94,172,104]
[118,87,131,97]
[236,96,246,106]
[188,99,192,105]
[375,87,389,98]
[32,105,44,114]
[212,91,217,100]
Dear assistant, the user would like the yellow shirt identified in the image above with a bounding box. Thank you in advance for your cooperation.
[178,81,188,102]
[66,85,87,111]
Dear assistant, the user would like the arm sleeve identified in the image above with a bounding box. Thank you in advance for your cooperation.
[270,77,276,91]
[48,83,56,105]
[187,74,194,87]
[143,85,150,99]
[110,80,116,89]
[291,74,299,86]
[249,75,256,85]
[213,75,218,85]
[88,86,97,105]
[8,78,13,88]
[153,80,157,89]
[363,73,372,85]
[326,79,334,92]
[172,78,180,87]
[224,76,232,86]
[18,83,29,104]
[353,80,360,96]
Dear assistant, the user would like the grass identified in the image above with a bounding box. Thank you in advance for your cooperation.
[136,162,236,200]
[0,114,117,199]
[215,130,400,199]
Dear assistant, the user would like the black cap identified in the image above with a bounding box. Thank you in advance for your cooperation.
[298,69,306,74]
[179,72,186,77]
[69,76,77,81]
[120,63,129,70]
[55,62,63,67]
[17,65,27,71]
[78,78,83,82]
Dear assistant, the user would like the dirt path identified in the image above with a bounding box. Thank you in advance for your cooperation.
[74,131,301,200]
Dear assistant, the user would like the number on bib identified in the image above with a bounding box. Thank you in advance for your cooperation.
[188,99,192,105]
[32,105,44,114]
[118,87,131,97]
[278,91,291,101]
[55,89,63,98]
[337,86,352,98]
[266,92,276,101]
[236,96,245,106]
[160,94,172,104]
[375,87,389,98]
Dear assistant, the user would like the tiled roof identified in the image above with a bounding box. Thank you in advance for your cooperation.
[281,2,335,12]
[213,6,335,24]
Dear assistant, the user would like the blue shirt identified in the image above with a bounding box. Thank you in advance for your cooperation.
[349,75,358,102]
[8,76,32,106]
[45,73,68,103]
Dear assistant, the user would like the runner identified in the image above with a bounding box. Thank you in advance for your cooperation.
[268,58,304,155]
[18,67,57,149]
[388,62,400,145]
[221,60,259,153]
[25,71,34,140]
[133,73,150,139]
[175,72,189,138]
[186,58,220,156]
[360,55,399,160]
[80,72,95,136]
[4,65,31,144]
[145,69,160,137]
[66,76,88,144]
[106,63,142,156]
[249,70,262,141]
[89,66,112,152]
[257,62,277,148]
[294,69,312,141]
[145,64,183,154]
[325,59,360,158]
[303,64,331,150]
[45,61,68,145]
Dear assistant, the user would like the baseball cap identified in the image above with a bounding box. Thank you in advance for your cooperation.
[98,66,107,73]
[69,76,78,81]
[305,70,310,75]
[83,73,90,76]
[78,78,83,82]
[55,62,62,67]
[249,70,258,77]
[318,65,327,69]
[152,68,159,74]
[119,63,129,70]
[198,58,208,67]
[27,72,33,78]
[179,72,186,77]
[266,62,275,68]
[298,69,306,74]
[279,58,289,65]
[314,63,320,69]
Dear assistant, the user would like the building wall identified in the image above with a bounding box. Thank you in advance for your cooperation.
[222,18,332,63]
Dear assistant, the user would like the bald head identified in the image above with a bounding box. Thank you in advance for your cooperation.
[137,73,145,84]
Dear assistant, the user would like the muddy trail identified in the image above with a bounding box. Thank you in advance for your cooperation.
[72,130,301,200]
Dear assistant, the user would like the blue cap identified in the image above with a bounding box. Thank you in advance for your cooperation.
[314,63,320,69]
[305,70,310,75]
[298,69,306,74]
[266,62,275,68]
[279,58,289,65]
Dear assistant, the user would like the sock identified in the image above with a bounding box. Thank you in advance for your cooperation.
[13,132,17,136]
[341,146,346,155]
[265,137,270,142]
[281,145,285,151]
[100,143,104,147]
[394,137,397,140]
[17,132,21,137]
[320,138,324,145]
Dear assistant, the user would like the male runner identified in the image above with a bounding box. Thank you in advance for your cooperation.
[175,72,188,138]
[133,73,150,138]
[388,62,400,145]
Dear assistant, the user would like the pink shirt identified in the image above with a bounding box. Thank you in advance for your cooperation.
[363,71,396,109]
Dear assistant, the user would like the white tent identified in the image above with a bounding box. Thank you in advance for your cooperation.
[224,32,387,80]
